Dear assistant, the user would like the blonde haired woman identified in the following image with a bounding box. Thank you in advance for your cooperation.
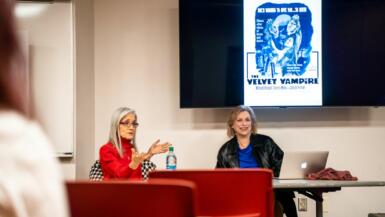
[216,105,297,217]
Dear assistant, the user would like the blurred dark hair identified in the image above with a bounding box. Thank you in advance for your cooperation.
[0,0,28,115]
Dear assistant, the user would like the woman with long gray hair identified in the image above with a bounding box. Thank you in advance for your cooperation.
[99,107,170,180]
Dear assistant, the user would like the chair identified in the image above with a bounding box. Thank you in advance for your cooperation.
[89,160,104,181]
[150,169,274,217]
[88,159,156,181]
[66,179,197,217]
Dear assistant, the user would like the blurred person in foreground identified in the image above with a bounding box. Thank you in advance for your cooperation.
[0,0,68,216]
[216,105,297,217]
[99,107,171,180]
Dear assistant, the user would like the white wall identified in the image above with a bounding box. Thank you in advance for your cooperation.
[73,0,95,180]
[78,0,385,216]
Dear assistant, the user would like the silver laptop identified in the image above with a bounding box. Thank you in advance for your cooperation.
[278,151,329,179]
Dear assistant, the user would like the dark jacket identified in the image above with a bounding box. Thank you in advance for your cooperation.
[216,134,284,177]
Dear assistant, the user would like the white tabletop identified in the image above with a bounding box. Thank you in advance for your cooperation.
[273,179,385,189]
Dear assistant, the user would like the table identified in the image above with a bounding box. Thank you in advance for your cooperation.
[273,179,385,217]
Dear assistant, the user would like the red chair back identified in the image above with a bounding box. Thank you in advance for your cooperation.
[66,179,197,217]
[150,169,274,217]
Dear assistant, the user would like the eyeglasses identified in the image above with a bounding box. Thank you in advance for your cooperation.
[119,122,139,128]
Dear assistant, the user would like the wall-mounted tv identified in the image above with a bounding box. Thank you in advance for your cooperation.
[179,0,385,108]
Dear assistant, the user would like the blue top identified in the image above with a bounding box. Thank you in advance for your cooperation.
[238,144,259,168]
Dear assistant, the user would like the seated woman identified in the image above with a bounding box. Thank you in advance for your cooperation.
[216,105,297,217]
[99,107,170,180]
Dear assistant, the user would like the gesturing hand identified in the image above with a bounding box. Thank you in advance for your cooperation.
[129,148,146,169]
[145,139,171,160]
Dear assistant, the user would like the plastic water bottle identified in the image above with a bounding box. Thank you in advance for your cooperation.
[166,146,177,170]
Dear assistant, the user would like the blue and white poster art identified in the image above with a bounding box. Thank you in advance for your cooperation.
[244,0,322,106]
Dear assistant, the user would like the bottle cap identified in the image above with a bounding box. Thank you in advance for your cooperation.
[169,146,174,152]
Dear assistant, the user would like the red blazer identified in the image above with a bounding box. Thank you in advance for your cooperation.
[99,139,142,180]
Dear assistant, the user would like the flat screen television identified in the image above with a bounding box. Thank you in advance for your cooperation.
[179,0,385,108]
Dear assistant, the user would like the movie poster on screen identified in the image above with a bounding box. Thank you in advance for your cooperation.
[244,0,322,106]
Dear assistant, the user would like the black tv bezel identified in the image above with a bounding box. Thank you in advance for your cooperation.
[179,0,385,108]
